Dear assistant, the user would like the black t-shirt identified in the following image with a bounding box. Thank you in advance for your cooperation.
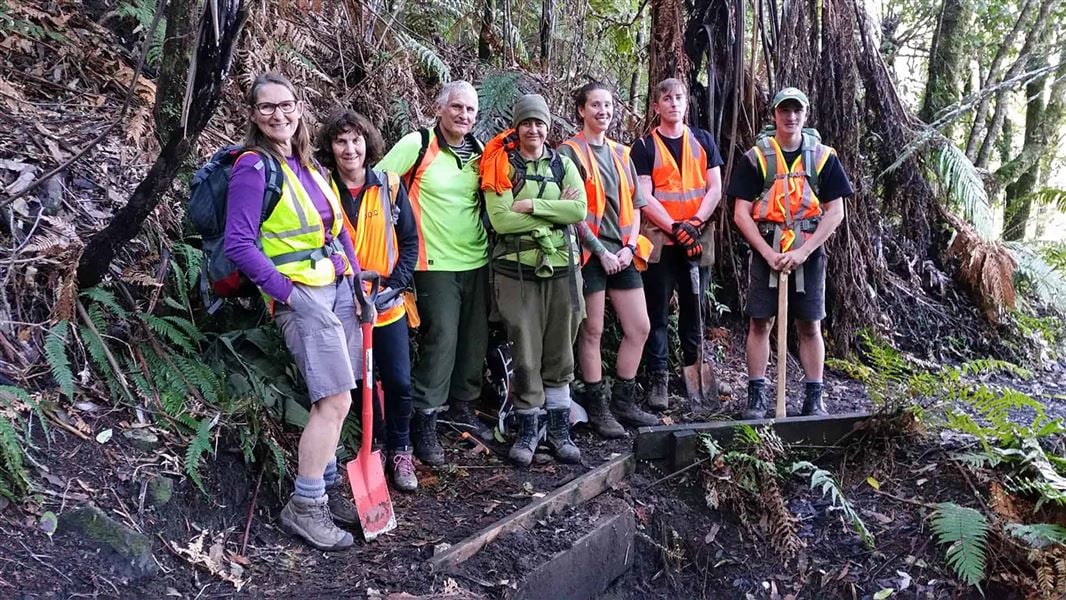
[727,146,853,204]
[631,127,725,178]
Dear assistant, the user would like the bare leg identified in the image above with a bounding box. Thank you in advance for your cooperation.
[578,290,606,382]
[794,319,824,381]
[298,391,353,479]
[746,317,774,378]
[607,287,650,380]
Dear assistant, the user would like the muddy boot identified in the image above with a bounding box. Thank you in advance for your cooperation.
[580,381,625,439]
[445,398,494,442]
[611,379,659,427]
[325,476,358,526]
[645,371,669,411]
[546,408,581,464]
[412,409,445,466]
[508,411,541,467]
[279,495,354,551]
[387,447,418,492]
[741,379,770,420]
[801,381,828,416]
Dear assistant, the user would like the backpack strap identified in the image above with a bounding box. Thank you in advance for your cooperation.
[385,171,401,223]
[801,132,819,196]
[403,128,432,190]
[756,138,776,196]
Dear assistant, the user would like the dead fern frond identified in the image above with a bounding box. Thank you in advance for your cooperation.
[945,210,1017,324]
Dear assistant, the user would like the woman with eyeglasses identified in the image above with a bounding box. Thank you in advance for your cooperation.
[224,72,362,552]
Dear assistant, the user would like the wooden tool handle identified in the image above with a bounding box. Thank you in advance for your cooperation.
[776,271,789,419]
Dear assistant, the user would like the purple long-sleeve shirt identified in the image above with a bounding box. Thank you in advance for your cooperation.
[224,152,360,303]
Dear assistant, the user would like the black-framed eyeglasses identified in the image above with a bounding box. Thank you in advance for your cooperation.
[254,100,298,116]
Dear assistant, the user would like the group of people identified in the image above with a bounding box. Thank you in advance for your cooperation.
[222,72,852,551]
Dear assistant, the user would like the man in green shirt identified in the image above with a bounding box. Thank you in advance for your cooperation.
[481,94,587,466]
[376,81,491,466]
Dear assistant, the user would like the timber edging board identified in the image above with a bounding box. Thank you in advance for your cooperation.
[428,452,636,573]
[634,412,871,462]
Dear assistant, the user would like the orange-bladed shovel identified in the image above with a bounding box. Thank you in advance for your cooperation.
[347,271,396,541]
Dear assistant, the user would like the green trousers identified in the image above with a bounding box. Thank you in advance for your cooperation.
[494,269,584,410]
[411,267,489,411]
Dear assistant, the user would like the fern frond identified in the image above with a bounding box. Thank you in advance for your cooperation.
[929,143,995,240]
[1005,523,1066,549]
[1004,241,1066,312]
[264,436,288,480]
[1022,187,1066,212]
[163,316,205,345]
[79,287,128,319]
[44,320,74,399]
[140,313,195,353]
[395,31,450,82]
[172,355,222,405]
[931,502,990,587]
[184,415,217,494]
[791,461,875,549]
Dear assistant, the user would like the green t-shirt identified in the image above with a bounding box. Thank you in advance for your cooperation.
[484,148,587,277]
[375,128,488,272]
[558,142,648,254]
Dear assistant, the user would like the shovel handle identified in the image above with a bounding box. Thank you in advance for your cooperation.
[776,270,789,419]
[354,271,381,324]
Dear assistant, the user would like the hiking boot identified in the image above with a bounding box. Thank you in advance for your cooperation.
[802,382,828,416]
[508,411,540,467]
[580,381,625,439]
[279,494,354,551]
[741,379,770,420]
[545,407,581,464]
[412,410,445,466]
[388,447,418,492]
[445,398,494,442]
[646,371,669,410]
[325,477,358,526]
[611,379,658,427]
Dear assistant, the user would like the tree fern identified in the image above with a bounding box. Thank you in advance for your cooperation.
[791,461,875,549]
[1004,241,1066,312]
[930,503,990,587]
[185,415,217,495]
[474,71,521,138]
[44,320,74,399]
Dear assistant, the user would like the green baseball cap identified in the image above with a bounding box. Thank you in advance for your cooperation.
[772,87,809,109]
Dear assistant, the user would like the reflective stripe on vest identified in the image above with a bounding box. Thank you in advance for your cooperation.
[562,133,635,265]
[335,172,406,327]
[650,127,707,219]
[260,160,350,288]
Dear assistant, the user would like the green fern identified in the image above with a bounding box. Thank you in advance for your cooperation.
[474,71,521,139]
[396,30,450,83]
[1004,523,1066,549]
[116,0,165,67]
[184,415,217,494]
[930,502,990,587]
[0,386,33,500]
[791,461,875,549]
[929,143,995,240]
[140,313,195,354]
[44,320,74,399]
[80,287,129,319]
[1004,241,1066,312]
[1022,187,1066,212]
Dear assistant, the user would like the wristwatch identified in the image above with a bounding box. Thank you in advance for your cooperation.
[624,243,636,254]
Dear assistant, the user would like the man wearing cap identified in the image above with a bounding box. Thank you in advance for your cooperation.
[480,94,587,466]
[729,87,852,418]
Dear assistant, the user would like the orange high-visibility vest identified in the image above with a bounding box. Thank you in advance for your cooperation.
[745,134,832,251]
[335,171,406,327]
[562,133,637,265]
[649,127,708,221]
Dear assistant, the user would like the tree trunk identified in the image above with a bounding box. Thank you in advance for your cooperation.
[152,0,198,141]
[647,0,690,113]
[539,0,553,71]
[918,0,971,134]
[78,0,249,289]
[479,0,495,61]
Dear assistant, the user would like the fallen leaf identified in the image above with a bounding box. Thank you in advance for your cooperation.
[704,523,721,544]
[866,476,880,490]
[873,589,894,599]
[95,428,113,443]
[39,511,58,537]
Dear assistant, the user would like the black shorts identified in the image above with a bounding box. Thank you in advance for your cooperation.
[581,260,643,294]
[746,246,826,321]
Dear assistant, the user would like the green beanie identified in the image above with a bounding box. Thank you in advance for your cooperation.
[511,94,550,128]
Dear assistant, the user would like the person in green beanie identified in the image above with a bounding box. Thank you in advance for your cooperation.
[479,94,588,466]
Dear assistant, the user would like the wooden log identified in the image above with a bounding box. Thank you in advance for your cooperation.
[428,453,635,573]
[634,412,870,463]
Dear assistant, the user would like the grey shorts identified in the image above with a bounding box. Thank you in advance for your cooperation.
[746,245,827,321]
[274,278,363,403]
